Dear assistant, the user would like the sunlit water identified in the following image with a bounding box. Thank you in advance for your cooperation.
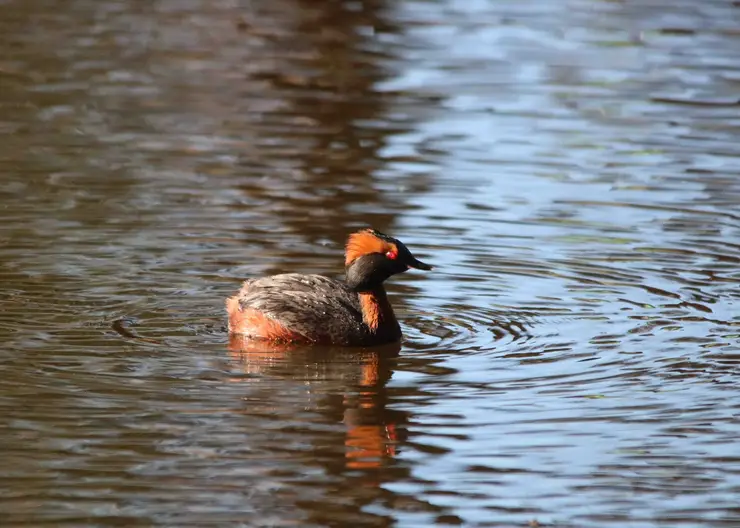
[1,0,739,526]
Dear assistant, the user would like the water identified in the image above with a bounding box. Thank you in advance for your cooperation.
[1,0,740,525]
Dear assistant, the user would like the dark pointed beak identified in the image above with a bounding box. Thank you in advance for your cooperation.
[407,256,433,271]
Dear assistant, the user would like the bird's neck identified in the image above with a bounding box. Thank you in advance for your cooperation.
[358,286,401,341]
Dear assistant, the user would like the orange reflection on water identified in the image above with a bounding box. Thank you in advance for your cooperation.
[228,334,402,470]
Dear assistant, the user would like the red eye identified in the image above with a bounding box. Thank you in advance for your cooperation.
[386,250,398,260]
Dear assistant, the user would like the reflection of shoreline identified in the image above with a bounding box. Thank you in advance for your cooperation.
[228,336,405,470]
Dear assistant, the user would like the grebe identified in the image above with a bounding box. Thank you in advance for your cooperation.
[226,229,432,346]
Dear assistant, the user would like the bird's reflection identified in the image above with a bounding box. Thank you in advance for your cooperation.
[228,335,405,470]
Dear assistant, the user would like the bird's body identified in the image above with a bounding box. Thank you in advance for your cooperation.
[226,229,431,346]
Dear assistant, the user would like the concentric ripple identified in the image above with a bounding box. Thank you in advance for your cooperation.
[405,304,536,352]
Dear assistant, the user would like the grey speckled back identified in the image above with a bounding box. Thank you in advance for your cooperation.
[236,273,374,345]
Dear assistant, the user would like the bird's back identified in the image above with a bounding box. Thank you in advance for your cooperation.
[227,273,371,345]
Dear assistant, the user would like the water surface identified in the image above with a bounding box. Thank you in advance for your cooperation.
[1,0,740,526]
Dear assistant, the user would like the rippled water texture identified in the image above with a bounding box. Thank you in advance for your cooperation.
[2,0,740,526]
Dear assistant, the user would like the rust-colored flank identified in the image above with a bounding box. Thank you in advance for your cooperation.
[226,294,308,343]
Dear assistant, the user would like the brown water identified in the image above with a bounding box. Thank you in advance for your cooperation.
[1,0,740,526]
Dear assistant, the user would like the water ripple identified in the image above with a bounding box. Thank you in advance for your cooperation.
[2,0,740,526]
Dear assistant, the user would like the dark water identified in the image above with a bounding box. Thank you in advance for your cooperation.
[1,0,740,526]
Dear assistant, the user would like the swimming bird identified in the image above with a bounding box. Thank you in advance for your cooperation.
[226,229,432,346]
